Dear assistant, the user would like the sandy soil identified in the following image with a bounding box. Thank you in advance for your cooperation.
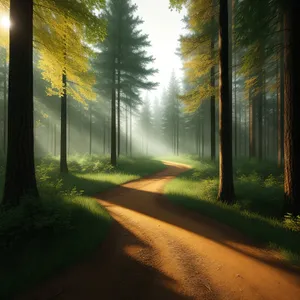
[19,161,300,300]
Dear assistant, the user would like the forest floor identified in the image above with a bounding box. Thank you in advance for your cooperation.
[0,156,166,299]
[20,161,300,300]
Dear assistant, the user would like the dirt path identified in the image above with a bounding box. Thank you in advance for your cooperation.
[21,162,300,300]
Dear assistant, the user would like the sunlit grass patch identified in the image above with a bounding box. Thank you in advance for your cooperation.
[164,158,300,266]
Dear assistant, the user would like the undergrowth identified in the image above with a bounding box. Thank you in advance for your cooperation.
[0,155,165,299]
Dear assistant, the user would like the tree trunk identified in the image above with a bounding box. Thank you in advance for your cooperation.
[126,104,128,156]
[3,48,7,155]
[111,65,117,166]
[257,71,264,161]
[201,117,204,158]
[3,0,39,206]
[67,99,71,156]
[117,66,121,157]
[54,123,57,156]
[60,72,68,173]
[177,100,180,156]
[278,24,284,167]
[210,38,216,161]
[130,102,132,157]
[47,117,51,154]
[244,100,247,156]
[89,104,92,155]
[283,2,300,215]
[218,0,235,204]
[103,116,106,154]
[249,88,256,158]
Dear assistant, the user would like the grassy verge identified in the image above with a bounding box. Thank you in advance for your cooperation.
[0,155,166,299]
[163,156,300,265]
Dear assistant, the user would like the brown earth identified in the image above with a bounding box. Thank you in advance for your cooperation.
[20,161,300,300]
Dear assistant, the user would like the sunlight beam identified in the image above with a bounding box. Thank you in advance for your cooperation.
[1,16,11,29]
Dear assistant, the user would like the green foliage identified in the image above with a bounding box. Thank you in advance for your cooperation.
[0,155,165,299]
[284,214,300,232]
[93,0,158,109]
[0,197,72,249]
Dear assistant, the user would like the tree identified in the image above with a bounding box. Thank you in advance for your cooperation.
[2,0,39,206]
[38,9,104,173]
[283,0,300,216]
[94,0,157,165]
[162,72,181,155]
[139,97,153,155]
[178,0,218,161]
[217,0,235,203]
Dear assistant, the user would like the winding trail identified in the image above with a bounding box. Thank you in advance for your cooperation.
[21,162,300,300]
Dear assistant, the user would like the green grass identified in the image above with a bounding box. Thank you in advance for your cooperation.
[0,155,166,299]
[164,157,300,265]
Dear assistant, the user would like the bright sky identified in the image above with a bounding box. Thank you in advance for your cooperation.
[135,0,186,101]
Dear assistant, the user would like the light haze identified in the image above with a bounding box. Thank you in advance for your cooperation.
[135,0,186,100]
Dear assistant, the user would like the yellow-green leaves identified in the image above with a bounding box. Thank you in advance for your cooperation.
[38,14,96,103]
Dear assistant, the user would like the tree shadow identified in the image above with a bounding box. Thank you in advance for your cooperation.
[95,169,300,277]
[19,219,217,300]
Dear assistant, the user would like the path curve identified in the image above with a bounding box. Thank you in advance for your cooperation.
[21,162,300,300]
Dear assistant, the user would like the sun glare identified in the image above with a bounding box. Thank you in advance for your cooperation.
[1,16,11,29]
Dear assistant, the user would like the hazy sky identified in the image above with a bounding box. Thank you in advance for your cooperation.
[135,0,186,100]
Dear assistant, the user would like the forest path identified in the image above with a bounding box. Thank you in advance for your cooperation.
[21,161,300,300]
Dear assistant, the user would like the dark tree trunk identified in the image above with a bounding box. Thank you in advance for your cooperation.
[201,117,204,158]
[3,0,39,206]
[89,104,92,155]
[249,88,256,158]
[3,48,7,155]
[278,27,285,167]
[130,102,132,157]
[234,53,238,159]
[217,0,235,204]
[283,2,300,215]
[103,116,106,155]
[111,65,117,166]
[244,100,247,156]
[126,104,128,156]
[257,72,264,161]
[117,66,121,157]
[54,123,57,156]
[47,117,51,154]
[60,72,68,173]
[67,99,71,156]
[176,99,180,156]
[210,38,216,161]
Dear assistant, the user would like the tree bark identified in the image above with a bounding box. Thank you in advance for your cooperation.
[111,64,117,166]
[3,0,39,205]
[54,123,57,156]
[278,22,284,167]
[126,104,128,156]
[176,98,180,156]
[249,88,256,158]
[130,102,132,157]
[60,71,68,173]
[210,38,216,161]
[257,68,264,161]
[117,66,121,157]
[218,0,235,204]
[103,116,106,154]
[89,104,92,155]
[283,2,300,215]
[3,48,7,155]
[201,116,204,158]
